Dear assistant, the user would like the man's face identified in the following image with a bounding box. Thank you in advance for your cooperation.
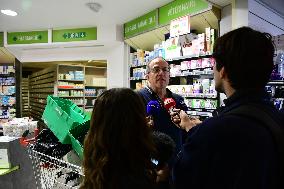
[146,58,170,90]
[213,63,224,93]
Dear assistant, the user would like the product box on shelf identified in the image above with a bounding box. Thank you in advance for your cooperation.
[92,78,107,87]
[164,36,181,60]
[170,15,190,37]
[210,28,215,54]
[198,33,206,56]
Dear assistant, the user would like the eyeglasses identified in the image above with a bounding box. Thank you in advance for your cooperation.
[150,67,170,74]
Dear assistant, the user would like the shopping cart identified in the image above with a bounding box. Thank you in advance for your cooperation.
[27,144,84,189]
[25,96,89,188]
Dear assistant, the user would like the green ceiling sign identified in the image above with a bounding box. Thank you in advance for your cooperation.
[7,31,48,44]
[52,27,97,42]
[159,0,210,26]
[0,32,3,47]
[124,9,158,39]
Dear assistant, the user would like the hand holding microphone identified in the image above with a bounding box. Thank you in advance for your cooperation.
[164,98,201,131]
[164,98,182,127]
[171,110,201,131]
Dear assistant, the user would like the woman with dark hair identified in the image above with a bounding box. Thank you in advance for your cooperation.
[80,88,157,189]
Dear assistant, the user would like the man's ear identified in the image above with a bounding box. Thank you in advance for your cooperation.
[219,67,227,79]
[145,73,149,80]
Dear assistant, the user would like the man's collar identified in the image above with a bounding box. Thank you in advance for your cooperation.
[223,88,268,106]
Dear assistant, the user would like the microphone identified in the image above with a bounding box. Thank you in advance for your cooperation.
[146,100,160,128]
[164,98,182,126]
[146,100,160,116]
[163,98,176,113]
[151,131,176,169]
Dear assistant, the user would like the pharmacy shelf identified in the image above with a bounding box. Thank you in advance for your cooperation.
[0,64,16,120]
[29,66,56,122]
[267,80,284,85]
[129,64,147,68]
[58,96,84,98]
[57,88,85,90]
[166,54,213,62]
[58,79,84,82]
[85,85,107,87]
[27,65,107,119]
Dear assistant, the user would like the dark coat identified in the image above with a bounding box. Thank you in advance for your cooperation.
[173,89,284,189]
[137,87,188,153]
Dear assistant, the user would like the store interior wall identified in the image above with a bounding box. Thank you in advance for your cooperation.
[220,4,232,36]
[107,42,129,88]
[248,0,284,35]
[230,0,284,35]
[232,0,249,29]
[6,24,129,89]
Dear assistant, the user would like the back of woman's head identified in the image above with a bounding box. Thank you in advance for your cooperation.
[81,88,155,189]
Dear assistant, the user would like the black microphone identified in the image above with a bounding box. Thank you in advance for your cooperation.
[151,131,176,169]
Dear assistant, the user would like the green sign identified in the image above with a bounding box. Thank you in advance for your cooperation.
[52,27,97,42]
[124,9,158,38]
[159,0,210,26]
[7,31,48,44]
[0,32,3,47]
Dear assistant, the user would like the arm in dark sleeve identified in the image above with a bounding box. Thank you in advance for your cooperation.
[173,124,211,189]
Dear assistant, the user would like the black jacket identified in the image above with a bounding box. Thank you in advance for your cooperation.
[173,89,284,189]
[137,87,188,152]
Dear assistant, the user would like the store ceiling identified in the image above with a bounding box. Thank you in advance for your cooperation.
[258,0,284,17]
[0,0,232,66]
[0,0,234,33]
[0,0,174,65]
[1,0,283,64]
[0,0,173,32]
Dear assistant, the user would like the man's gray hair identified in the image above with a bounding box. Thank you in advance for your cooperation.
[146,56,168,73]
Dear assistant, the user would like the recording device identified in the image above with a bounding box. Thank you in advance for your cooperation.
[151,131,176,169]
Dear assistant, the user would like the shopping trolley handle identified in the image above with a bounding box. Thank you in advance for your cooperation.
[20,128,39,147]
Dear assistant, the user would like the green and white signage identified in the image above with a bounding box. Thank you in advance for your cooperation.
[7,31,48,45]
[159,0,210,26]
[0,32,3,47]
[124,9,158,38]
[52,27,97,42]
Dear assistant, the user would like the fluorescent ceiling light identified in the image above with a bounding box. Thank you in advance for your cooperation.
[1,9,18,16]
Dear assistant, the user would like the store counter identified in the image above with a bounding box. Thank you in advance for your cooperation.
[0,136,36,189]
